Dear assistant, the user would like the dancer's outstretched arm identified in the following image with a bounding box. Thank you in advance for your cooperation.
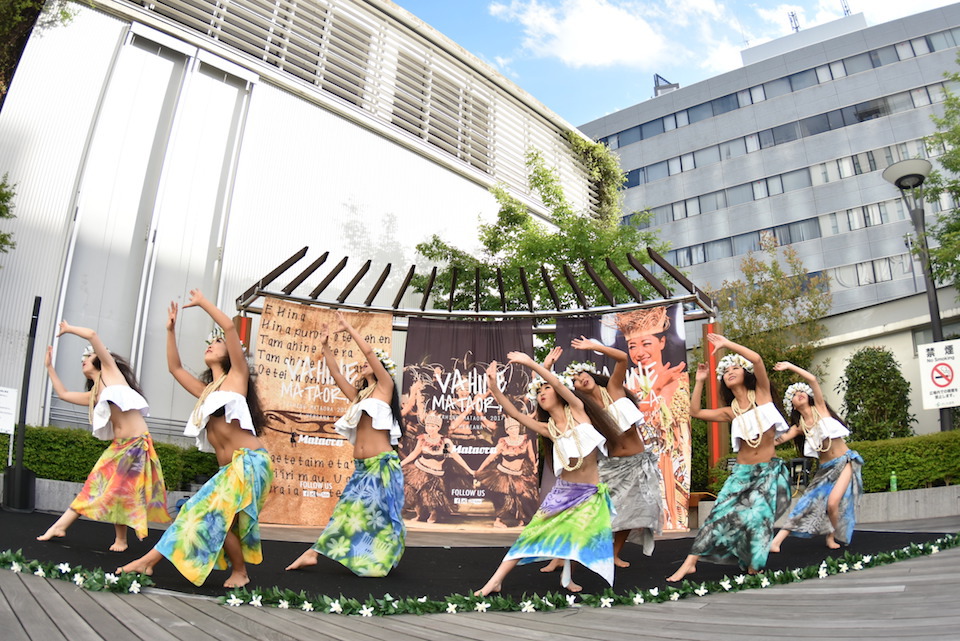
[336,310,394,403]
[184,289,247,395]
[774,361,827,413]
[690,363,733,422]
[707,333,772,403]
[485,362,548,438]
[44,346,89,405]
[507,351,584,413]
[58,321,125,387]
[166,301,205,397]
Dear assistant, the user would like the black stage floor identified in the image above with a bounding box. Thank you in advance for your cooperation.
[0,510,945,600]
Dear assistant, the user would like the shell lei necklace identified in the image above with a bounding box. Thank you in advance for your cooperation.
[87,372,103,425]
[731,389,764,449]
[547,405,585,472]
[191,373,228,426]
[800,406,831,452]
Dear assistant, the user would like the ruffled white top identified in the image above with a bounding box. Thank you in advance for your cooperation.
[802,415,849,458]
[730,401,789,452]
[334,397,402,446]
[552,422,608,476]
[184,390,257,453]
[606,396,644,433]
[91,385,149,441]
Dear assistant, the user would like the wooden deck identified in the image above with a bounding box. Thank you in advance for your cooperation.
[2,517,958,641]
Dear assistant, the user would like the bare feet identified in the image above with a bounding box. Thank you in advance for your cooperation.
[614,556,631,568]
[474,580,501,597]
[565,580,583,593]
[117,560,154,577]
[540,558,562,573]
[37,527,66,542]
[285,549,319,571]
[224,570,250,588]
[769,542,781,553]
[493,518,508,529]
[825,534,841,550]
[427,511,438,524]
[666,563,696,583]
[110,539,129,553]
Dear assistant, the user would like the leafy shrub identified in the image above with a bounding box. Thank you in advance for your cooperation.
[837,346,915,441]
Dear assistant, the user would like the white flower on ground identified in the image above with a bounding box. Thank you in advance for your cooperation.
[34,568,45,577]
[129,581,141,594]
[57,563,71,574]
[862,555,872,564]
[792,569,801,580]
[300,601,314,612]
[520,600,536,613]
[445,603,457,614]
[839,563,848,573]
[417,596,428,602]
[818,567,829,579]
[719,579,731,591]
[648,587,659,597]
[632,593,644,604]
[10,562,21,573]
[760,577,770,588]
[599,597,613,608]
[226,594,244,607]
[104,573,119,585]
[359,605,374,617]
[328,601,342,614]
[73,573,85,587]
[931,546,940,554]
[249,594,262,607]
[694,585,708,597]
[475,601,490,613]
[853,562,863,571]
[566,594,578,606]
[734,574,746,585]
[278,600,289,610]
[669,592,680,601]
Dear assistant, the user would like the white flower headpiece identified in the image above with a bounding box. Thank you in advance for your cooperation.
[373,348,397,377]
[527,374,574,401]
[562,361,598,379]
[716,353,753,381]
[205,326,225,345]
[81,345,96,364]
[783,382,814,415]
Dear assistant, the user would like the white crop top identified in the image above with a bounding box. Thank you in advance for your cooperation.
[184,390,257,453]
[802,416,849,458]
[334,397,402,446]
[91,385,149,441]
[730,401,789,452]
[606,396,644,433]
[552,422,607,476]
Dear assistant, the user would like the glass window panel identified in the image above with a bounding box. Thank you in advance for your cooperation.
[837,156,855,178]
[604,134,619,150]
[844,52,873,74]
[911,87,931,107]
[870,45,899,67]
[745,133,761,152]
[886,91,913,114]
[895,41,915,60]
[826,212,841,235]
[726,183,754,206]
[720,137,747,159]
[699,191,726,213]
[763,77,791,99]
[863,203,881,226]
[694,145,721,166]
[928,31,955,51]
[750,85,766,103]
[827,109,845,130]
[672,202,686,221]
[690,244,706,264]
[773,224,791,245]
[929,84,946,103]
[737,89,752,107]
[705,238,733,261]
[619,126,641,146]
[811,162,829,186]
[852,154,864,175]
[663,113,677,131]
[646,160,669,182]
[641,118,665,139]
[752,179,768,199]
[758,128,776,149]
[847,207,865,230]
[781,168,812,191]
[789,69,818,91]
[653,205,672,225]
[733,231,761,255]
[668,156,682,175]
[685,197,701,216]
[856,261,876,285]
[687,102,714,123]
[675,110,689,127]
[882,146,895,166]
[790,218,821,241]
[712,93,739,115]
[800,113,831,137]
[681,153,696,171]
[673,247,691,267]
[815,65,833,83]
[854,98,888,121]
[911,37,931,55]
[865,150,877,172]
[767,175,784,195]
[771,122,801,145]
[625,168,642,188]
[829,60,846,78]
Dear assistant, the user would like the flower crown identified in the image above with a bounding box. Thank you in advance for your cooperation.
[205,327,225,345]
[716,353,753,381]
[562,361,597,379]
[81,345,96,364]
[783,382,814,415]
[372,348,397,377]
[527,374,574,401]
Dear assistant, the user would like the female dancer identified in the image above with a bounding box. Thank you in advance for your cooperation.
[770,361,863,551]
[475,351,622,595]
[286,311,405,577]
[38,322,170,551]
[666,333,791,582]
[119,290,272,588]
[564,336,662,567]
[474,416,538,528]
[400,409,475,523]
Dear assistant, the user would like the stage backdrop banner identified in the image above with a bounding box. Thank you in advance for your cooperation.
[401,318,536,530]
[555,305,691,530]
[253,297,393,526]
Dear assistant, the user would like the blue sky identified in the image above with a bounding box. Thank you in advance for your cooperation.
[394,0,960,126]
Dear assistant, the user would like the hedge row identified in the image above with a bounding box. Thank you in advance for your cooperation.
[700,429,960,494]
[0,426,219,491]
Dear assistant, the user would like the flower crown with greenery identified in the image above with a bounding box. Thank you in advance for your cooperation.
[372,348,397,378]
[205,327,225,345]
[716,353,753,381]
[562,361,598,379]
[783,382,814,415]
[527,374,574,401]
[81,345,96,364]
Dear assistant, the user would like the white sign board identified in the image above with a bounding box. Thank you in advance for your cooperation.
[918,339,960,410]
[0,387,17,435]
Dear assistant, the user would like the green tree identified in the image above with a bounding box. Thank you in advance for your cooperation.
[0,173,15,255]
[836,346,916,441]
[711,234,832,395]
[1,0,74,108]
[414,136,667,311]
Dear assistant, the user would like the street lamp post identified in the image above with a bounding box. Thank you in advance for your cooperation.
[882,158,954,432]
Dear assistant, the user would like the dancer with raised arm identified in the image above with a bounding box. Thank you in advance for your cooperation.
[286,311,405,577]
[666,334,791,582]
[119,290,272,588]
[401,409,475,523]
[475,352,622,595]
[474,415,538,528]
[770,361,863,552]
[38,322,170,551]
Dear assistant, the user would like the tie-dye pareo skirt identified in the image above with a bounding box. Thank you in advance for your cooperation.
[598,450,663,555]
[70,433,171,539]
[156,448,273,586]
[781,450,863,545]
[313,450,406,577]
[504,478,615,586]
[691,458,791,571]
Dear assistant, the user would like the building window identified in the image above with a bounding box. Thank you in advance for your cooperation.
[619,126,641,146]
[726,183,754,207]
[763,77,791,99]
[720,137,747,159]
[694,145,721,167]
[750,85,766,103]
[789,68,818,91]
[705,238,733,261]
[712,94,739,115]
[733,231,760,255]
[687,102,713,124]
[642,118,665,139]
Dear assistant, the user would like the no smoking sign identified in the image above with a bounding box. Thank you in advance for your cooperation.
[918,340,960,410]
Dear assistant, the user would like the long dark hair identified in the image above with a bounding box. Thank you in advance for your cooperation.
[85,353,146,399]
[202,358,265,437]
[584,371,639,406]
[534,385,624,451]
[356,376,403,433]
[790,401,846,454]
